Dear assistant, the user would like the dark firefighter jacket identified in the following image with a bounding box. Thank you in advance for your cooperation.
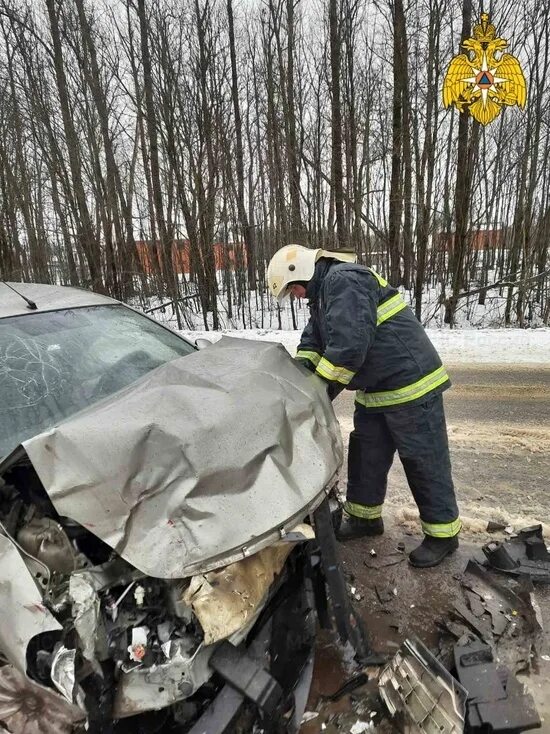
[296,260,450,411]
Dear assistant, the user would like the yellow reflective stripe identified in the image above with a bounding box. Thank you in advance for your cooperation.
[376,294,407,326]
[344,501,383,520]
[421,518,462,538]
[355,366,449,408]
[316,357,355,385]
[368,268,388,287]
[296,350,321,366]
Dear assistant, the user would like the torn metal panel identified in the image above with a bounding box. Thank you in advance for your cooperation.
[182,542,294,645]
[50,646,77,704]
[7,337,342,579]
[453,640,541,732]
[379,638,467,734]
[0,533,62,674]
[0,665,83,734]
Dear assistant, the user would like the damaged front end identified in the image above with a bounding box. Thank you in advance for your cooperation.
[0,339,347,733]
[0,477,317,732]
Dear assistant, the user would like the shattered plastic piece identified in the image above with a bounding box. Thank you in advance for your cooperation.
[453,640,541,732]
[487,521,507,533]
[482,525,550,581]
[301,711,319,723]
[375,585,395,604]
[379,638,467,733]
[505,526,515,535]
[369,549,377,556]
[134,584,145,606]
[350,721,373,734]
[322,672,369,702]
[210,641,283,715]
[541,655,550,661]
[128,626,149,662]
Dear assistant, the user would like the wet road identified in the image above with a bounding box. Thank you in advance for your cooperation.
[304,365,550,733]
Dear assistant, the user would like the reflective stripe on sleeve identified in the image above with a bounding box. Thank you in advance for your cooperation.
[295,350,321,366]
[355,366,449,408]
[316,357,356,385]
[421,518,462,538]
[376,294,407,325]
[368,268,389,287]
[344,501,383,520]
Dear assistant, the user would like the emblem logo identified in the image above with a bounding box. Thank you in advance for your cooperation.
[443,13,527,125]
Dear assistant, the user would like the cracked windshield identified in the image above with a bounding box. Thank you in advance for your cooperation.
[0,305,194,459]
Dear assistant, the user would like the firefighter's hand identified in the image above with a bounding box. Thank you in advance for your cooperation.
[316,374,345,401]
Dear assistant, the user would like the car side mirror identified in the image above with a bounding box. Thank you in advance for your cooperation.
[195,337,212,350]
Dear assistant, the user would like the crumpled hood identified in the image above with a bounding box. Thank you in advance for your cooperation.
[9,337,342,578]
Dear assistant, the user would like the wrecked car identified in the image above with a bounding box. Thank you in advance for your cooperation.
[0,283,344,733]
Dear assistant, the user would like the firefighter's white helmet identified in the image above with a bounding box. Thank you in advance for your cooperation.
[267,244,357,302]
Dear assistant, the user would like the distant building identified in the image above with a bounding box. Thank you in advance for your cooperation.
[437,228,509,252]
[135,239,247,275]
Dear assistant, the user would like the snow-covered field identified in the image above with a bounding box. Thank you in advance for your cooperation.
[178,327,550,365]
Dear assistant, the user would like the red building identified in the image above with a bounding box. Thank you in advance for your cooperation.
[135,239,247,275]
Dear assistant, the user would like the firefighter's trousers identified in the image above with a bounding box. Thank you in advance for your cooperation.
[345,392,461,538]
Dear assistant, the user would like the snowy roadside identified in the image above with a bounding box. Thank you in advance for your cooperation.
[178,327,550,365]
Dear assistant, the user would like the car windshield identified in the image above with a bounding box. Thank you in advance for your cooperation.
[0,305,195,460]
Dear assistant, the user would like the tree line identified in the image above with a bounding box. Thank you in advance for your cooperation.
[0,0,548,329]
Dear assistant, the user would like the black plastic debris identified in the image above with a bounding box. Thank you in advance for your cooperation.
[453,640,541,732]
[487,520,507,533]
[322,672,369,702]
[210,641,284,715]
[482,525,550,582]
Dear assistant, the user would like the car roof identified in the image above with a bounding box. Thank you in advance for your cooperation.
[0,282,120,319]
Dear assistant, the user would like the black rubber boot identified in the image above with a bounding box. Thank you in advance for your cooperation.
[408,534,459,568]
[336,515,384,541]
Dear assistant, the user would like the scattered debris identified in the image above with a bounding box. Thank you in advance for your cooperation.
[487,521,507,532]
[482,525,550,581]
[369,549,377,557]
[397,542,406,552]
[453,640,541,732]
[127,626,149,662]
[300,711,319,724]
[379,638,467,733]
[364,555,405,569]
[375,585,395,604]
[321,672,369,702]
[350,721,373,734]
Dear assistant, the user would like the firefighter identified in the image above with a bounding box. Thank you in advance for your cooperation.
[267,244,461,568]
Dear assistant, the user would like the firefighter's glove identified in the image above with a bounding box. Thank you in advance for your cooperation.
[294,356,317,373]
[316,373,345,402]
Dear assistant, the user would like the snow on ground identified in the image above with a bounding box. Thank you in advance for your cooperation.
[179,327,550,365]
